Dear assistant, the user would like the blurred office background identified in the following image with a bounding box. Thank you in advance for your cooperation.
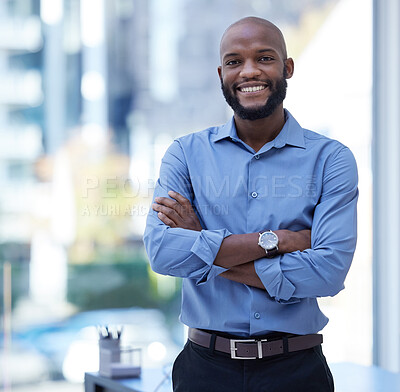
[1,0,397,390]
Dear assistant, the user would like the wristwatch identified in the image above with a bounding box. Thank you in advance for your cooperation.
[258,230,279,258]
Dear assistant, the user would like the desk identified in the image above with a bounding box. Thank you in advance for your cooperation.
[85,363,400,392]
[85,368,172,392]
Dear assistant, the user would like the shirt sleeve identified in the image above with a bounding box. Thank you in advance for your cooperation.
[254,147,358,302]
[143,140,230,285]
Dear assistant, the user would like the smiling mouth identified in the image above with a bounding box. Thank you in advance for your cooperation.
[238,85,267,93]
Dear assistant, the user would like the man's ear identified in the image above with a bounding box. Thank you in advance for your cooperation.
[217,66,222,79]
[284,58,294,79]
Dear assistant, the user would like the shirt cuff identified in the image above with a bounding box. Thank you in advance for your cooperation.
[190,228,231,285]
[254,256,299,303]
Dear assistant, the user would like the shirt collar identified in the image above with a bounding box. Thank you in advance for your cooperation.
[212,109,306,150]
[211,117,239,143]
[273,110,306,149]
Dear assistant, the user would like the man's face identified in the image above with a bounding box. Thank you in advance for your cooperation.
[220,67,288,121]
[218,22,293,121]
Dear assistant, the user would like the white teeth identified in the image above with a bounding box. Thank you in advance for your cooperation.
[240,85,266,93]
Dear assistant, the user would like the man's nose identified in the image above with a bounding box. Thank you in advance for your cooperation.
[239,60,262,78]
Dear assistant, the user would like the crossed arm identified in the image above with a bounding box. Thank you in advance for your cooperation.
[152,190,311,290]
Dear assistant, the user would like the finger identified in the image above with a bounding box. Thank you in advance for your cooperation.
[152,203,181,224]
[167,191,191,206]
[167,191,195,217]
[154,196,175,206]
[154,196,184,214]
[157,212,176,227]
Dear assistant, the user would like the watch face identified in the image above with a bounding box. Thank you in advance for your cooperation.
[259,232,278,250]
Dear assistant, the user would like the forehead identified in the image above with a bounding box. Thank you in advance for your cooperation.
[220,22,285,60]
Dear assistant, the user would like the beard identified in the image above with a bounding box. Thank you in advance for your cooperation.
[220,68,288,121]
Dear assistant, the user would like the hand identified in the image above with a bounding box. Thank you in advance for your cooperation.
[152,191,202,231]
[275,229,311,253]
[220,262,265,290]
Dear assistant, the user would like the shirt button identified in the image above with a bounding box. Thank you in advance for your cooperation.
[254,312,261,319]
[254,154,260,160]
[251,191,258,198]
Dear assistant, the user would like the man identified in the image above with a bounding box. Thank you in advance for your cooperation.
[144,16,358,392]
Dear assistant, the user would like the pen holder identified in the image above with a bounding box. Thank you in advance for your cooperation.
[99,338,121,371]
[99,339,142,378]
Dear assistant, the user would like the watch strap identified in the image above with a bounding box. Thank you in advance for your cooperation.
[265,246,279,258]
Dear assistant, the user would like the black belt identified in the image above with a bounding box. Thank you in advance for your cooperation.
[188,328,323,360]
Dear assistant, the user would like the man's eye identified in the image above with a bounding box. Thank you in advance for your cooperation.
[225,60,240,66]
[260,56,273,62]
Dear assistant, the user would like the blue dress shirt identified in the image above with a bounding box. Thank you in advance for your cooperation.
[143,110,358,336]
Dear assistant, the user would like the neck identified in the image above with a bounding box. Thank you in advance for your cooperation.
[234,106,286,152]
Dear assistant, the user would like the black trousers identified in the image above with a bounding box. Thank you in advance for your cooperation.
[172,340,334,392]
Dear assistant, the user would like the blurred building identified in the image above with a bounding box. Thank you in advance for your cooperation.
[0,0,43,244]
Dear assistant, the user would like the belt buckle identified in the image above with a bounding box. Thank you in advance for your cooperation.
[230,338,267,359]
